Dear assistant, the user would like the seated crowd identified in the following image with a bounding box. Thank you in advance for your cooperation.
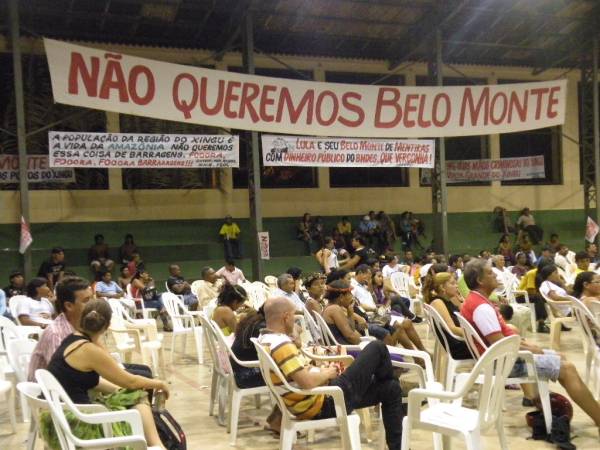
[2,220,600,449]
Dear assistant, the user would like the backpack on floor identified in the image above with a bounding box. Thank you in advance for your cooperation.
[153,408,186,450]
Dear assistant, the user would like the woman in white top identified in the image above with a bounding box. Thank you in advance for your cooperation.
[15,277,56,328]
[536,264,572,316]
[381,255,402,279]
[315,237,340,274]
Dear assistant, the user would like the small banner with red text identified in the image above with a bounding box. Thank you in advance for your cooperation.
[261,135,434,168]
[0,155,75,183]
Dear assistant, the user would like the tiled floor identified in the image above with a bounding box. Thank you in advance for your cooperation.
[1,323,598,449]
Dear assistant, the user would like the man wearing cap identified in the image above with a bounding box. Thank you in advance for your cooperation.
[219,215,242,260]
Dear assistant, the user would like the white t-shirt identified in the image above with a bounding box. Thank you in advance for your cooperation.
[351,279,376,310]
[216,266,246,285]
[472,303,502,337]
[13,296,54,324]
[539,280,571,315]
[273,288,305,311]
[554,254,569,271]
[382,264,401,278]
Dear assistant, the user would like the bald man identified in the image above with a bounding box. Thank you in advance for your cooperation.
[259,297,405,450]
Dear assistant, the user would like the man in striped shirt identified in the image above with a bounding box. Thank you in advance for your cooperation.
[259,296,404,450]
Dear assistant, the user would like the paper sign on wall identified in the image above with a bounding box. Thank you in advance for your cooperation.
[258,232,270,260]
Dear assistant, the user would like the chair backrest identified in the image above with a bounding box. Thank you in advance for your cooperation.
[422,303,466,358]
[196,312,221,371]
[570,296,600,350]
[17,381,47,419]
[6,338,36,382]
[201,316,233,377]
[162,292,191,331]
[190,280,205,299]
[302,306,324,345]
[313,311,339,346]
[390,272,411,297]
[165,281,173,293]
[251,281,269,309]
[0,315,20,354]
[264,275,278,289]
[455,312,488,360]
[35,369,84,450]
[539,288,572,319]
[108,299,128,329]
[126,283,138,299]
[458,335,520,431]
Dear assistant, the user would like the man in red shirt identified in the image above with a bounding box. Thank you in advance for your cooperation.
[461,258,600,432]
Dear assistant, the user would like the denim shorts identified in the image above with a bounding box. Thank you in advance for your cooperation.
[509,349,561,382]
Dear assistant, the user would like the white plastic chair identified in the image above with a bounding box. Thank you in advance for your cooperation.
[455,313,553,434]
[0,316,41,377]
[108,300,164,375]
[35,369,160,450]
[401,335,520,450]
[571,297,600,398]
[390,272,422,314]
[0,356,17,434]
[250,281,269,309]
[126,284,157,320]
[197,312,229,425]
[539,290,576,350]
[504,279,537,333]
[209,318,271,445]
[17,381,112,450]
[251,337,362,450]
[264,275,278,290]
[422,303,475,390]
[6,338,36,422]
[313,311,374,347]
[162,293,204,364]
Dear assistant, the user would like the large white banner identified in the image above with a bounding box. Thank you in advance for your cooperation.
[44,38,567,138]
[261,135,434,168]
[0,155,75,183]
[48,132,239,168]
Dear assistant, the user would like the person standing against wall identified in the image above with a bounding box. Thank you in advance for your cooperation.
[219,215,242,260]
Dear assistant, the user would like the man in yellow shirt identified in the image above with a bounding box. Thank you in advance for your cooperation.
[219,215,242,260]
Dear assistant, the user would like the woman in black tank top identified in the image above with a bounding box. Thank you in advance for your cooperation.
[47,334,99,404]
[42,299,171,449]
[423,272,471,360]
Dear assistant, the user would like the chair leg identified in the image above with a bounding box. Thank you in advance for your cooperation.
[170,333,176,365]
[194,328,204,365]
[585,348,593,384]
[496,417,509,450]
[254,394,261,409]
[529,303,537,333]
[538,381,552,434]
[464,429,480,450]
[7,387,16,433]
[26,420,37,450]
[229,390,241,446]
[549,320,562,351]
[226,381,234,433]
[400,416,410,450]
[209,371,218,416]
[280,427,295,450]
[445,358,457,390]
[432,432,443,450]
[357,408,372,442]
[20,391,31,423]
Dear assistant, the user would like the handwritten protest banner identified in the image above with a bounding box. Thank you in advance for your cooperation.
[44,38,567,138]
[0,155,75,183]
[48,132,239,168]
[261,135,434,168]
[421,155,545,184]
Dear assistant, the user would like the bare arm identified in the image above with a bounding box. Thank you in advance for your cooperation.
[291,365,338,390]
[18,315,48,328]
[214,306,237,332]
[486,330,543,354]
[329,306,361,344]
[340,255,360,270]
[430,299,463,337]
[76,344,169,395]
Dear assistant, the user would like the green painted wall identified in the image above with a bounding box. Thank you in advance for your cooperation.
[0,209,589,285]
